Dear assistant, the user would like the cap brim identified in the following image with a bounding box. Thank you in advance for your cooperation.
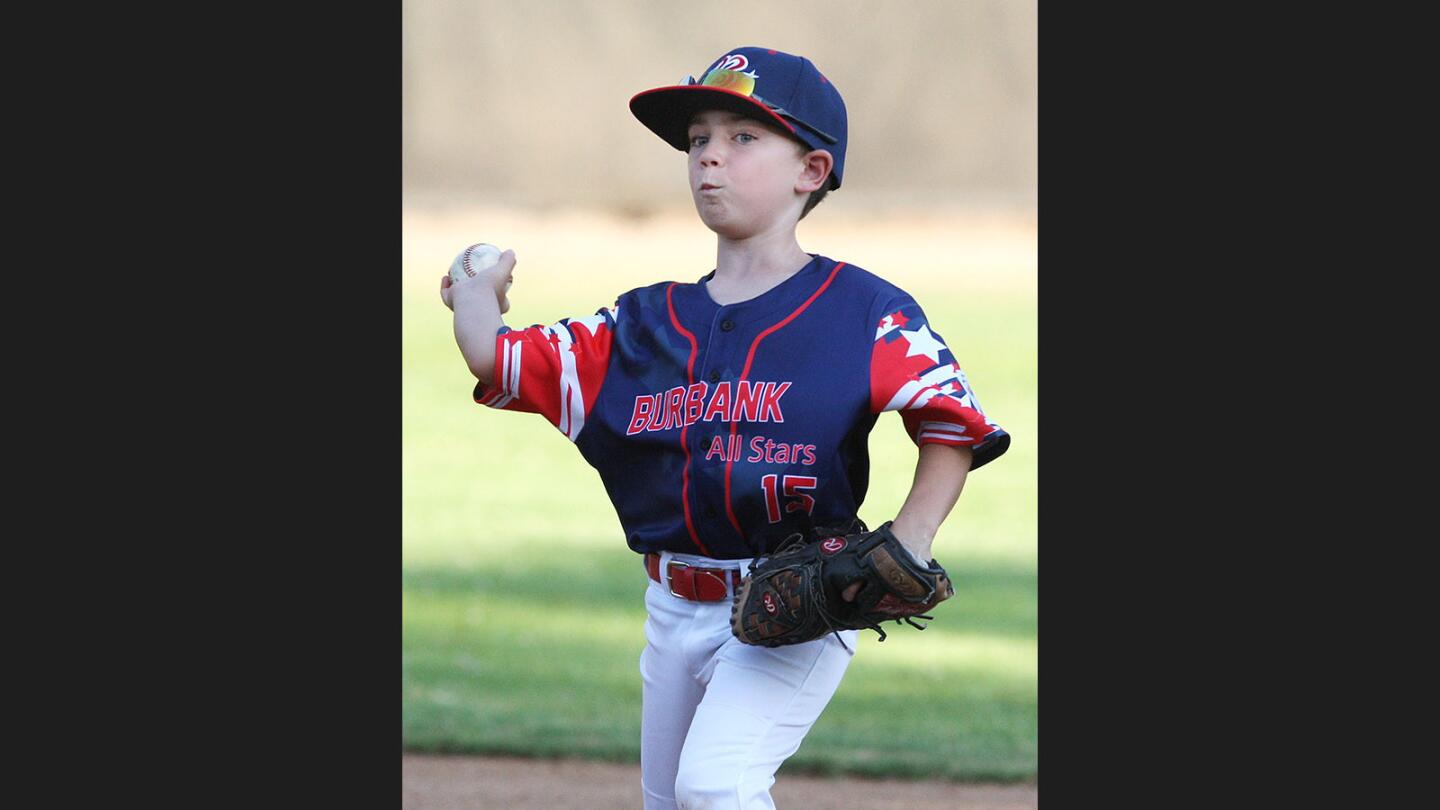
[629,85,802,152]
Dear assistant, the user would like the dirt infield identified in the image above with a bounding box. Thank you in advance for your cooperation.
[403,754,1037,809]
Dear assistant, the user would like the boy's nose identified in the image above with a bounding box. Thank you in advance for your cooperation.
[697,143,724,166]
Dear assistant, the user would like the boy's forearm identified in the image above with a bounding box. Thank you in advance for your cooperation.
[453,290,506,384]
[889,443,973,562]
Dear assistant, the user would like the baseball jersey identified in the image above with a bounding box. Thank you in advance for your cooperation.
[473,255,1010,560]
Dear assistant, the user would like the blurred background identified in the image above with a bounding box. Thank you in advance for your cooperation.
[403,0,1037,790]
[404,0,1035,213]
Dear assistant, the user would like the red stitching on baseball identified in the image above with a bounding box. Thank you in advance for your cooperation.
[462,244,480,277]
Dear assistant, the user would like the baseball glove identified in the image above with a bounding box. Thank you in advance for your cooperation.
[730,520,955,649]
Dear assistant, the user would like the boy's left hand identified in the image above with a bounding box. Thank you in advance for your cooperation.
[841,521,932,601]
[733,520,954,647]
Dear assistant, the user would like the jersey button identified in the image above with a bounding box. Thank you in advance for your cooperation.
[720,319,735,332]
[704,506,717,518]
[708,369,722,383]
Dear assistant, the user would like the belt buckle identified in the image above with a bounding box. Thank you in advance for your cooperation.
[666,560,691,599]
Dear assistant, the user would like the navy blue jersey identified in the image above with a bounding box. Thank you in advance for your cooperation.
[474,255,1009,559]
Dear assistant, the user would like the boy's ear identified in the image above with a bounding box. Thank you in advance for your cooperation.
[796,150,834,194]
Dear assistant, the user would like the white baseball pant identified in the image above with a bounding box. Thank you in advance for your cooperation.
[639,550,858,810]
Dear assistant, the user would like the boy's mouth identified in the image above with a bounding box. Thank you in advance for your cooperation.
[699,183,722,191]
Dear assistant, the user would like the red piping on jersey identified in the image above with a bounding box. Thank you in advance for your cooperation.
[723,262,847,539]
[667,283,712,557]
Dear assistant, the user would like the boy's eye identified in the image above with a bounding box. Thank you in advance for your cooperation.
[735,133,756,144]
[689,135,708,148]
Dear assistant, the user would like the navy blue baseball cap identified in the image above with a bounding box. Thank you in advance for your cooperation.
[629,46,849,189]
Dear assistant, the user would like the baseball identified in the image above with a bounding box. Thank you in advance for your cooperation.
[449,242,503,284]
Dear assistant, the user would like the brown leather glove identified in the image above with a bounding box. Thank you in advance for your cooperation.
[730,521,954,648]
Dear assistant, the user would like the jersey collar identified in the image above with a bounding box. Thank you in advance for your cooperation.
[690,254,831,320]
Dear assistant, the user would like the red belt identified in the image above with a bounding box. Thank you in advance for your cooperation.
[645,553,743,602]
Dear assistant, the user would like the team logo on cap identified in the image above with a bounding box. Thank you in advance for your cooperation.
[702,54,758,96]
[716,54,749,71]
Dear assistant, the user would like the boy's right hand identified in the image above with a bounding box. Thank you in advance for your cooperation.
[440,249,516,314]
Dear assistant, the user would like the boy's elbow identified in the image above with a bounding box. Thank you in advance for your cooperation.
[459,340,496,385]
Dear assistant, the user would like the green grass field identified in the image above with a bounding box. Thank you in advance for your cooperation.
[402,210,1036,782]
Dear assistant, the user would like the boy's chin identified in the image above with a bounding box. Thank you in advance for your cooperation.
[703,222,758,240]
[695,207,768,240]
[695,208,741,236]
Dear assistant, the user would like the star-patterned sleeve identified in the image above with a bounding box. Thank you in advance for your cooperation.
[869,296,1010,469]
[472,305,619,442]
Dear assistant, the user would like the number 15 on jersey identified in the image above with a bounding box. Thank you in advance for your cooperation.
[760,474,817,522]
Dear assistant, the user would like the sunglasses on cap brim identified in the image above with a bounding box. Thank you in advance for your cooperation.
[679,74,839,146]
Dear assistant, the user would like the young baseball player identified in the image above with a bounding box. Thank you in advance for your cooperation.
[440,46,1010,810]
